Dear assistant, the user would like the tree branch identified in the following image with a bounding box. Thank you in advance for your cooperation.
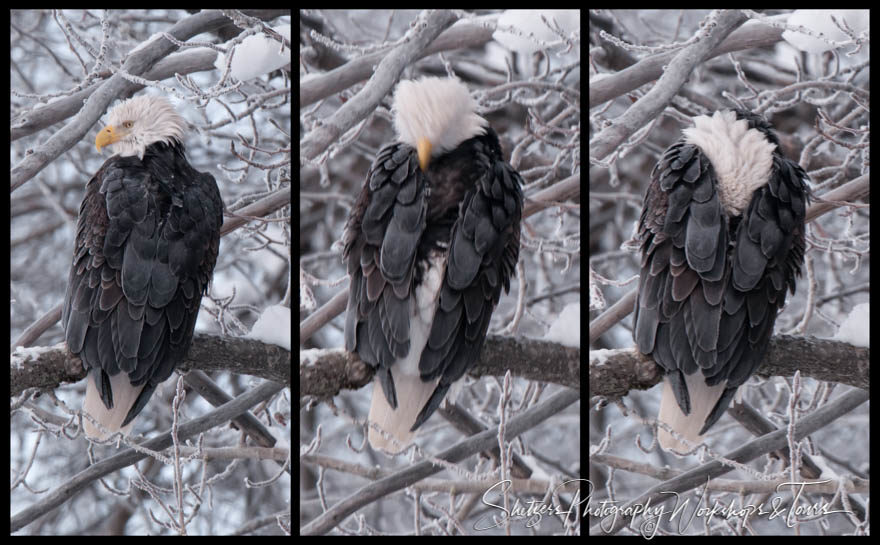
[589,335,869,401]
[301,335,580,402]
[11,333,290,399]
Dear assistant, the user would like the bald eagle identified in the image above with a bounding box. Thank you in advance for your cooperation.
[633,109,808,453]
[62,95,223,440]
[343,77,523,454]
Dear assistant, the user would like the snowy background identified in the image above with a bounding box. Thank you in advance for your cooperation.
[589,9,869,536]
[300,9,581,536]
[11,9,291,535]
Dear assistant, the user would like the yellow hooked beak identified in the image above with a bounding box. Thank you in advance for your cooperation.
[417,137,432,171]
[95,124,123,151]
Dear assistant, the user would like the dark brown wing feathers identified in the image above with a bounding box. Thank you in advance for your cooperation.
[635,137,807,435]
[63,143,222,430]
[345,130,523,434]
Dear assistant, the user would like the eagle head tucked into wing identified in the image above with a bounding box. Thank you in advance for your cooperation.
[633,109,808,453]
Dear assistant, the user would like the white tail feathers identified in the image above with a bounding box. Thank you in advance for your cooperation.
[367,374,439,454]
[657,373,729,454]
[82,372,144,440]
